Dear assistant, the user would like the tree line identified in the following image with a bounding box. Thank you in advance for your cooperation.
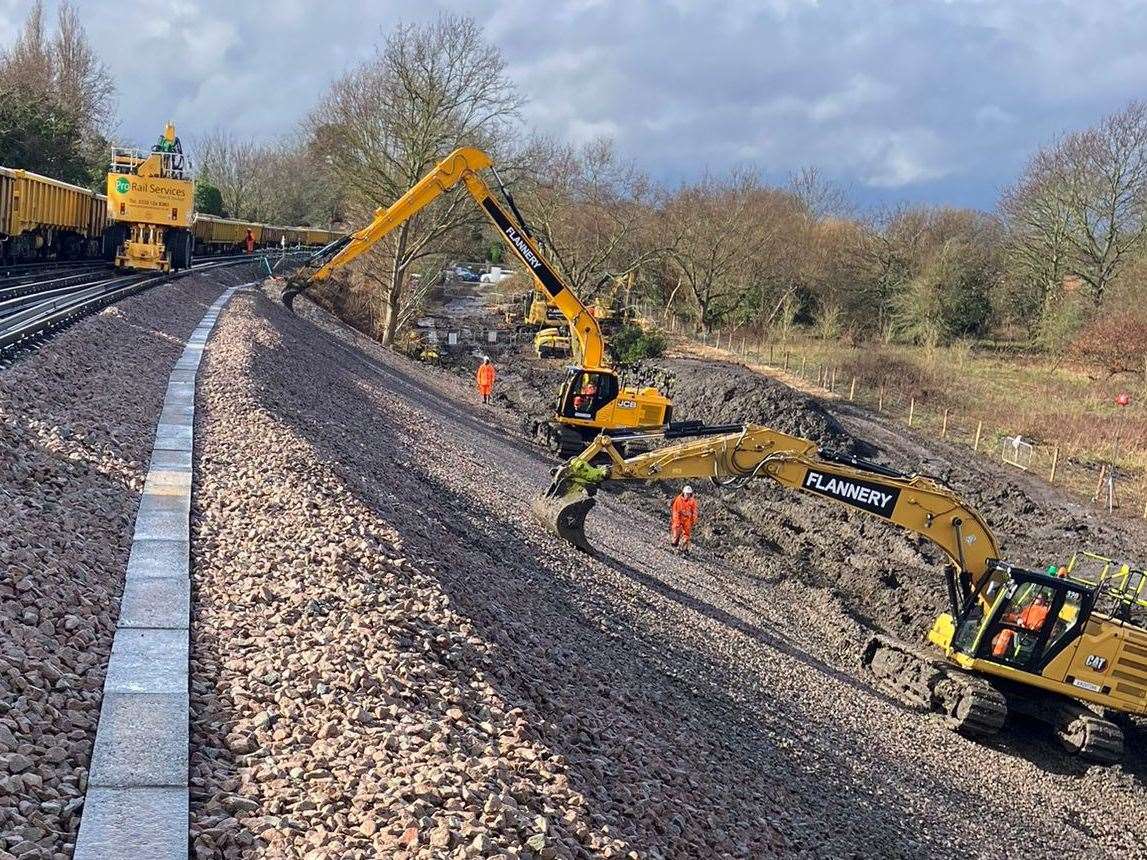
[2,6,1144,367]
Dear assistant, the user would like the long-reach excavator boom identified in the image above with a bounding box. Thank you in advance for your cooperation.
[283,146,671,453]
[534,424,1147,763]
[284,147,607,369]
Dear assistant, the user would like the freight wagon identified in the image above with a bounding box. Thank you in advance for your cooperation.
[0,167,108,263]
[192,214,339,255]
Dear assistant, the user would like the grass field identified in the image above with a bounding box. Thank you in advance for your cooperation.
[671,323,1147,516]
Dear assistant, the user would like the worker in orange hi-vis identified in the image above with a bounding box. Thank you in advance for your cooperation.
[476,356,496,405]
[244,229,255,254]
[670,485,699,555]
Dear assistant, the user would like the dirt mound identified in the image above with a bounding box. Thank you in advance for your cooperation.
[630,357,856,451]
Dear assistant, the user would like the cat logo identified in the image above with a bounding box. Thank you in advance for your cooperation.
[1085,654,1107,672]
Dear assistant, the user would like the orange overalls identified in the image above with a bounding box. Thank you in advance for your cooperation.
[476,362,496,403]
[244,230,255,253]
[991,601,1050,657]
[670,494,698,548]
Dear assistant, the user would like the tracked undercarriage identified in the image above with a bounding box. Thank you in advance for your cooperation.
[862,635,1007,736]
[863,635,1124,762]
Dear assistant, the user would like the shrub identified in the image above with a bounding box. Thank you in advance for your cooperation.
[611,324,666,364]
[1071,309,1147,376]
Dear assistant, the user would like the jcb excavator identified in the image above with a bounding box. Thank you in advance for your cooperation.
[281,147,670,455]
[534,424,1147,762]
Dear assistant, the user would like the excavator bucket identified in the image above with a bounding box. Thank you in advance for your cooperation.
[532,456,608,553]
[531,486,598,554]
[281,276,307,310]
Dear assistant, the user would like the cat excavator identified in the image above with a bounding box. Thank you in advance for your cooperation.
[282,147,670,455]
[534,424,1147,762]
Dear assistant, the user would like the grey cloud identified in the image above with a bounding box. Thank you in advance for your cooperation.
[12,0,1147,209]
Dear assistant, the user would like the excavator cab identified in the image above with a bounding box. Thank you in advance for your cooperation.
[949,565,1094,673]
[559,369,618,420]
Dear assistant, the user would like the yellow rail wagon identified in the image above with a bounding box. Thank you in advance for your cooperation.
[192,214,263,254]
[305,228,339,248]
[0,167,108,262]
[105,123,194,271]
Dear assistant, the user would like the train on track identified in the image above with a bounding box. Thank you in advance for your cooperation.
[1,163,341,267]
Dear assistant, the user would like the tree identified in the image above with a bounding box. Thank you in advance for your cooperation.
[194,129,268,220]
[0,90,89,183]
[515,137,662,297]
[309,14,521,345]
[195,182,224,216]
[1003,100,1147,325]
[662,169,785,332]
[0,1,114,184]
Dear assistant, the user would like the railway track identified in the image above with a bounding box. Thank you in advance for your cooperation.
[0,252,303,360]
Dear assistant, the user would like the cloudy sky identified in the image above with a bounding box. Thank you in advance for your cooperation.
[4,0,1147,210]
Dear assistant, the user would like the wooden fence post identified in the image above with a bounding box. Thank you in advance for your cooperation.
[849,377,857,401]
[908,398,915,427]
[878,386,884,412]
[741,337,747,356]
[783,352,789,371]
[1094,464,1107,502]
[941,409,949,439]
[973,420,983,452]
[1050,446,1059,483]
[800,355,807,375]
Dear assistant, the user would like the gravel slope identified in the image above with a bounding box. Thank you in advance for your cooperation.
[0,268,259,860]
[186,287,1147,859]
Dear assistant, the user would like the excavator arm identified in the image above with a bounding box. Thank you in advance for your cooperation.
[282,147,607,369]
[534,425,1003,613]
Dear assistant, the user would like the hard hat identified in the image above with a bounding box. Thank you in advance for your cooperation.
[682,485,693,495]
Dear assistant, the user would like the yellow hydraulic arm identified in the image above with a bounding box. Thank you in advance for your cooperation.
[535,424,1003,606]
[283,147,607,369]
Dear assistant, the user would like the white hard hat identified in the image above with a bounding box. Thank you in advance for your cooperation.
[682,485,694,495]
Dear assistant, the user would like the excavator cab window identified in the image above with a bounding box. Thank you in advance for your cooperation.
[561,370,618,420]
[967,571,1090,671]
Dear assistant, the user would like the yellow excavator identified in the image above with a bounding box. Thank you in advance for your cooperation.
[535,424,1147,762]
[282,147,671,456]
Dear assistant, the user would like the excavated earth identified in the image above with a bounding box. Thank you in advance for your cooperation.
[185,286,1147,859]
[0,268,262,860]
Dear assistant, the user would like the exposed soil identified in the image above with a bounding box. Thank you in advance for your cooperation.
[185,284,1147,858]
[0,267,262,860]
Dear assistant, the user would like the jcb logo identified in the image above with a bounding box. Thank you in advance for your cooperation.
[1085,654,1107,672]
[617,399,637,409]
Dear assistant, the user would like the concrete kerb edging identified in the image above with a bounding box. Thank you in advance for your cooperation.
[74,284,250,859]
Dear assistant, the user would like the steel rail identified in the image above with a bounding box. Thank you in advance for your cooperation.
[0,252,308,357]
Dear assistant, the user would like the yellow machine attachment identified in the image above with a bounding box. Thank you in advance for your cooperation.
[535,425,1146,761]
[281,147,671,453]
[534,326,571,359]
[105,123,194,271]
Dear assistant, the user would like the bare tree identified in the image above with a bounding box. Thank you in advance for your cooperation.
[1003,101,1147,312]
[661,169,785,332]
[52,2,115,133]
[515,137,663,296]
[309,13,521,344]
[194,129,269,220]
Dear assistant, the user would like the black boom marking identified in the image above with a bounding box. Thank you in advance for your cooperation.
[801,469,901,518]
[481,198,567,300]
